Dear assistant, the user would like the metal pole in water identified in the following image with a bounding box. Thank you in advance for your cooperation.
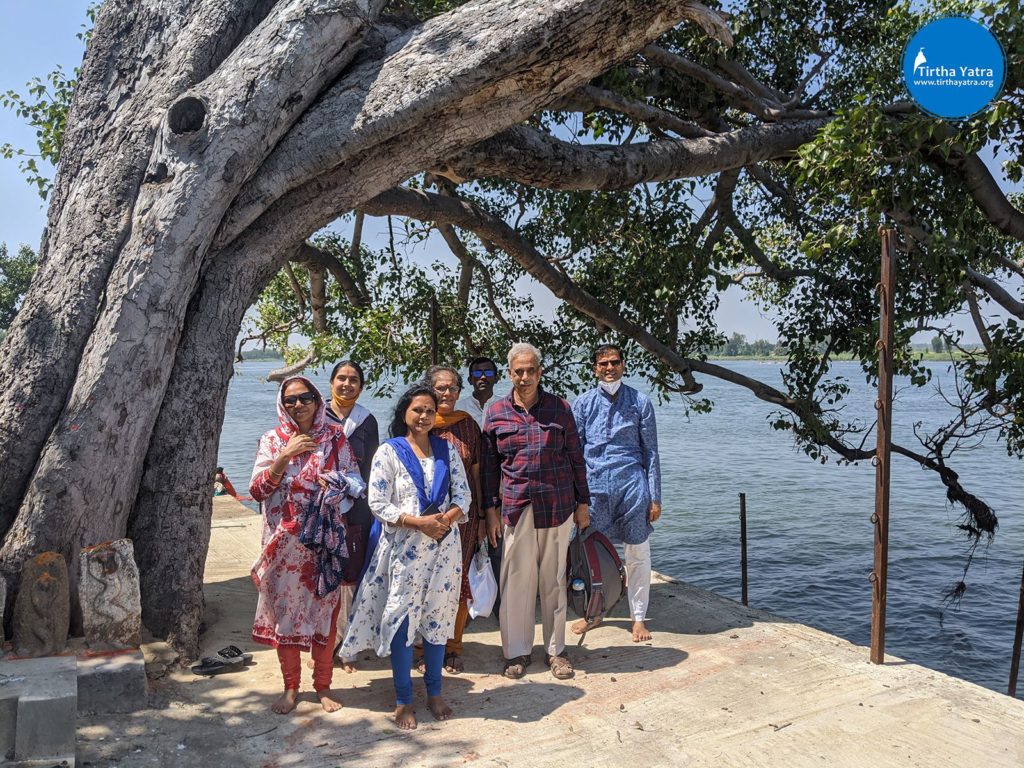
[1009,560,1024,697]
[870,228,896,665]
[739,492,748,607]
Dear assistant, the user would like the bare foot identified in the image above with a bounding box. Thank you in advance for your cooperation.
[394,703,417,730]
[272,689,299,715]
[632,620,652,642]
[317,689,343,713]
[340,660,358,673]
[571,616,602,635]
[428,695,453,721]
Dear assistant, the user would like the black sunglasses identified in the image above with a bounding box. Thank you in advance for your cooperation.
[283,392,317,407]
[469,370,497,379]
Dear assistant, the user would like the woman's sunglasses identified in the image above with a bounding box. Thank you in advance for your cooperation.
[283,392,317,406]
[469,370,497,379]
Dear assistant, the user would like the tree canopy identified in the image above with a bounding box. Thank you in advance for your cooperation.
[245,1,1022,553]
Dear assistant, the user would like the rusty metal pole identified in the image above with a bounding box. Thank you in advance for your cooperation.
[429,294,439,365]
[739,492,748,606]
[1009,561,1024,696]
[870,228,896,664]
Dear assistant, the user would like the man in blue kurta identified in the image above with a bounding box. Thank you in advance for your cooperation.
[572,344,661,642]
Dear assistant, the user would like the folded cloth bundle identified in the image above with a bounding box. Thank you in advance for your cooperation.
[299,471,366,598]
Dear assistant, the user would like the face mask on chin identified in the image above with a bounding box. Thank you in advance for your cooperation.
[598,379,622,396]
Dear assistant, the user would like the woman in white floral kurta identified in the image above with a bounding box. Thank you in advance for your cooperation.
[341,385,470,730]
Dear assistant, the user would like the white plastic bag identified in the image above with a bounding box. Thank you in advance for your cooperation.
[467,544,498,619]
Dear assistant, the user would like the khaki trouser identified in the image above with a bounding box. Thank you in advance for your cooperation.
[499,505,573,659]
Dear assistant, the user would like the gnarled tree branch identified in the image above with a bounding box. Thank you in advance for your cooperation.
[293,241,371,308]
[964,264,1024,319]
[575,84,711,138]
[439,119,829,190]
[941,152,1024,240]
[644,45,828,121]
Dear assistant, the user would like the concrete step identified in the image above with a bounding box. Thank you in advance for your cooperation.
[0,656,76,766]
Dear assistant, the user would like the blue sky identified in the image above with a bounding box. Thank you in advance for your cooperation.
[0,2,91,251]
[0,2,1004,343]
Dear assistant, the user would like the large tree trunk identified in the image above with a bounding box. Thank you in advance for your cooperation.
[0,0,728,652]
[128,248,286,655]
[0,0,384,624]
[0,0,277,538]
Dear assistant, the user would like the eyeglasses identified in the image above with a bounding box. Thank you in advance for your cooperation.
[595,359,622,368]
[283,392,316,406]
[469,370,497,379]
[433,384,460,393]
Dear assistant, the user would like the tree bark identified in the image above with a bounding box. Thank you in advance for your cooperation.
[128,246,287,655]
[0,0,277,539]
[0,0,385,618]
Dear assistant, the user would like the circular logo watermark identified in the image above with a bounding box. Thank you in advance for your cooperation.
[902,17,1006,120]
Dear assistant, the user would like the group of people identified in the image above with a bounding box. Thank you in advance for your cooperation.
[247,342,661,729]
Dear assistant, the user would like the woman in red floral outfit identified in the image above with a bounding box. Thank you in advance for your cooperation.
[250,375,361,715]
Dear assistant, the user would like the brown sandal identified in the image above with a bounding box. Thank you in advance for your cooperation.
[502,655,531,679]
[545,653,574,680]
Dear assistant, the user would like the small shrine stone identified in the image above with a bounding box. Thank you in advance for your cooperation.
[79,539,142,651]
[12,552,70,657]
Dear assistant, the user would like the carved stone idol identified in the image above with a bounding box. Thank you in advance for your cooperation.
[80,539,143,651]
[12,552,70,657]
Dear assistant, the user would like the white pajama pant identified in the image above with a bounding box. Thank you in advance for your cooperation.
[499,506,573,659]
[622,540,651,622]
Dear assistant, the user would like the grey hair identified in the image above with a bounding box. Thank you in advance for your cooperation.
[507,342,543,368]
[423,364,463,391]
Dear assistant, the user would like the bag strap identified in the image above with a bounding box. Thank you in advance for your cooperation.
[598,533,627,594]
[576,533,606,646]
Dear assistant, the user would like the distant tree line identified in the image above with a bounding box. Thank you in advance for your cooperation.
[706,332,970,358]
[0,243,37,341]
[706,333,784,357]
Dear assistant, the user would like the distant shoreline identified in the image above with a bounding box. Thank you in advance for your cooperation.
[704,351,976,362]
[238,351,284,362]
[235,351,977,365]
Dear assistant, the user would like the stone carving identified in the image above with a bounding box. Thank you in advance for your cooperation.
[12,552,70,657]
[0,575,6,645]
[80,539,143,651]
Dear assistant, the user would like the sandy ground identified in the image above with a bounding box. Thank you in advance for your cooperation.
[74,496,1024,768]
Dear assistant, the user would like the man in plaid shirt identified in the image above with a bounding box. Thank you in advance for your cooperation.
[481,342,590,680]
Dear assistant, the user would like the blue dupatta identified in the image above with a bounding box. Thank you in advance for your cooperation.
[385,434,451,513]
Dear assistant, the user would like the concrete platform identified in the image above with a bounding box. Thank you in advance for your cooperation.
[0,655,77,766]
[75,495,1024,767]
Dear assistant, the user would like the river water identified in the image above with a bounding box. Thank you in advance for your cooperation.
[218,360,1023,698]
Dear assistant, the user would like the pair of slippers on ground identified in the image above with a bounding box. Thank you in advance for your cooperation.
[191,645,255,676]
